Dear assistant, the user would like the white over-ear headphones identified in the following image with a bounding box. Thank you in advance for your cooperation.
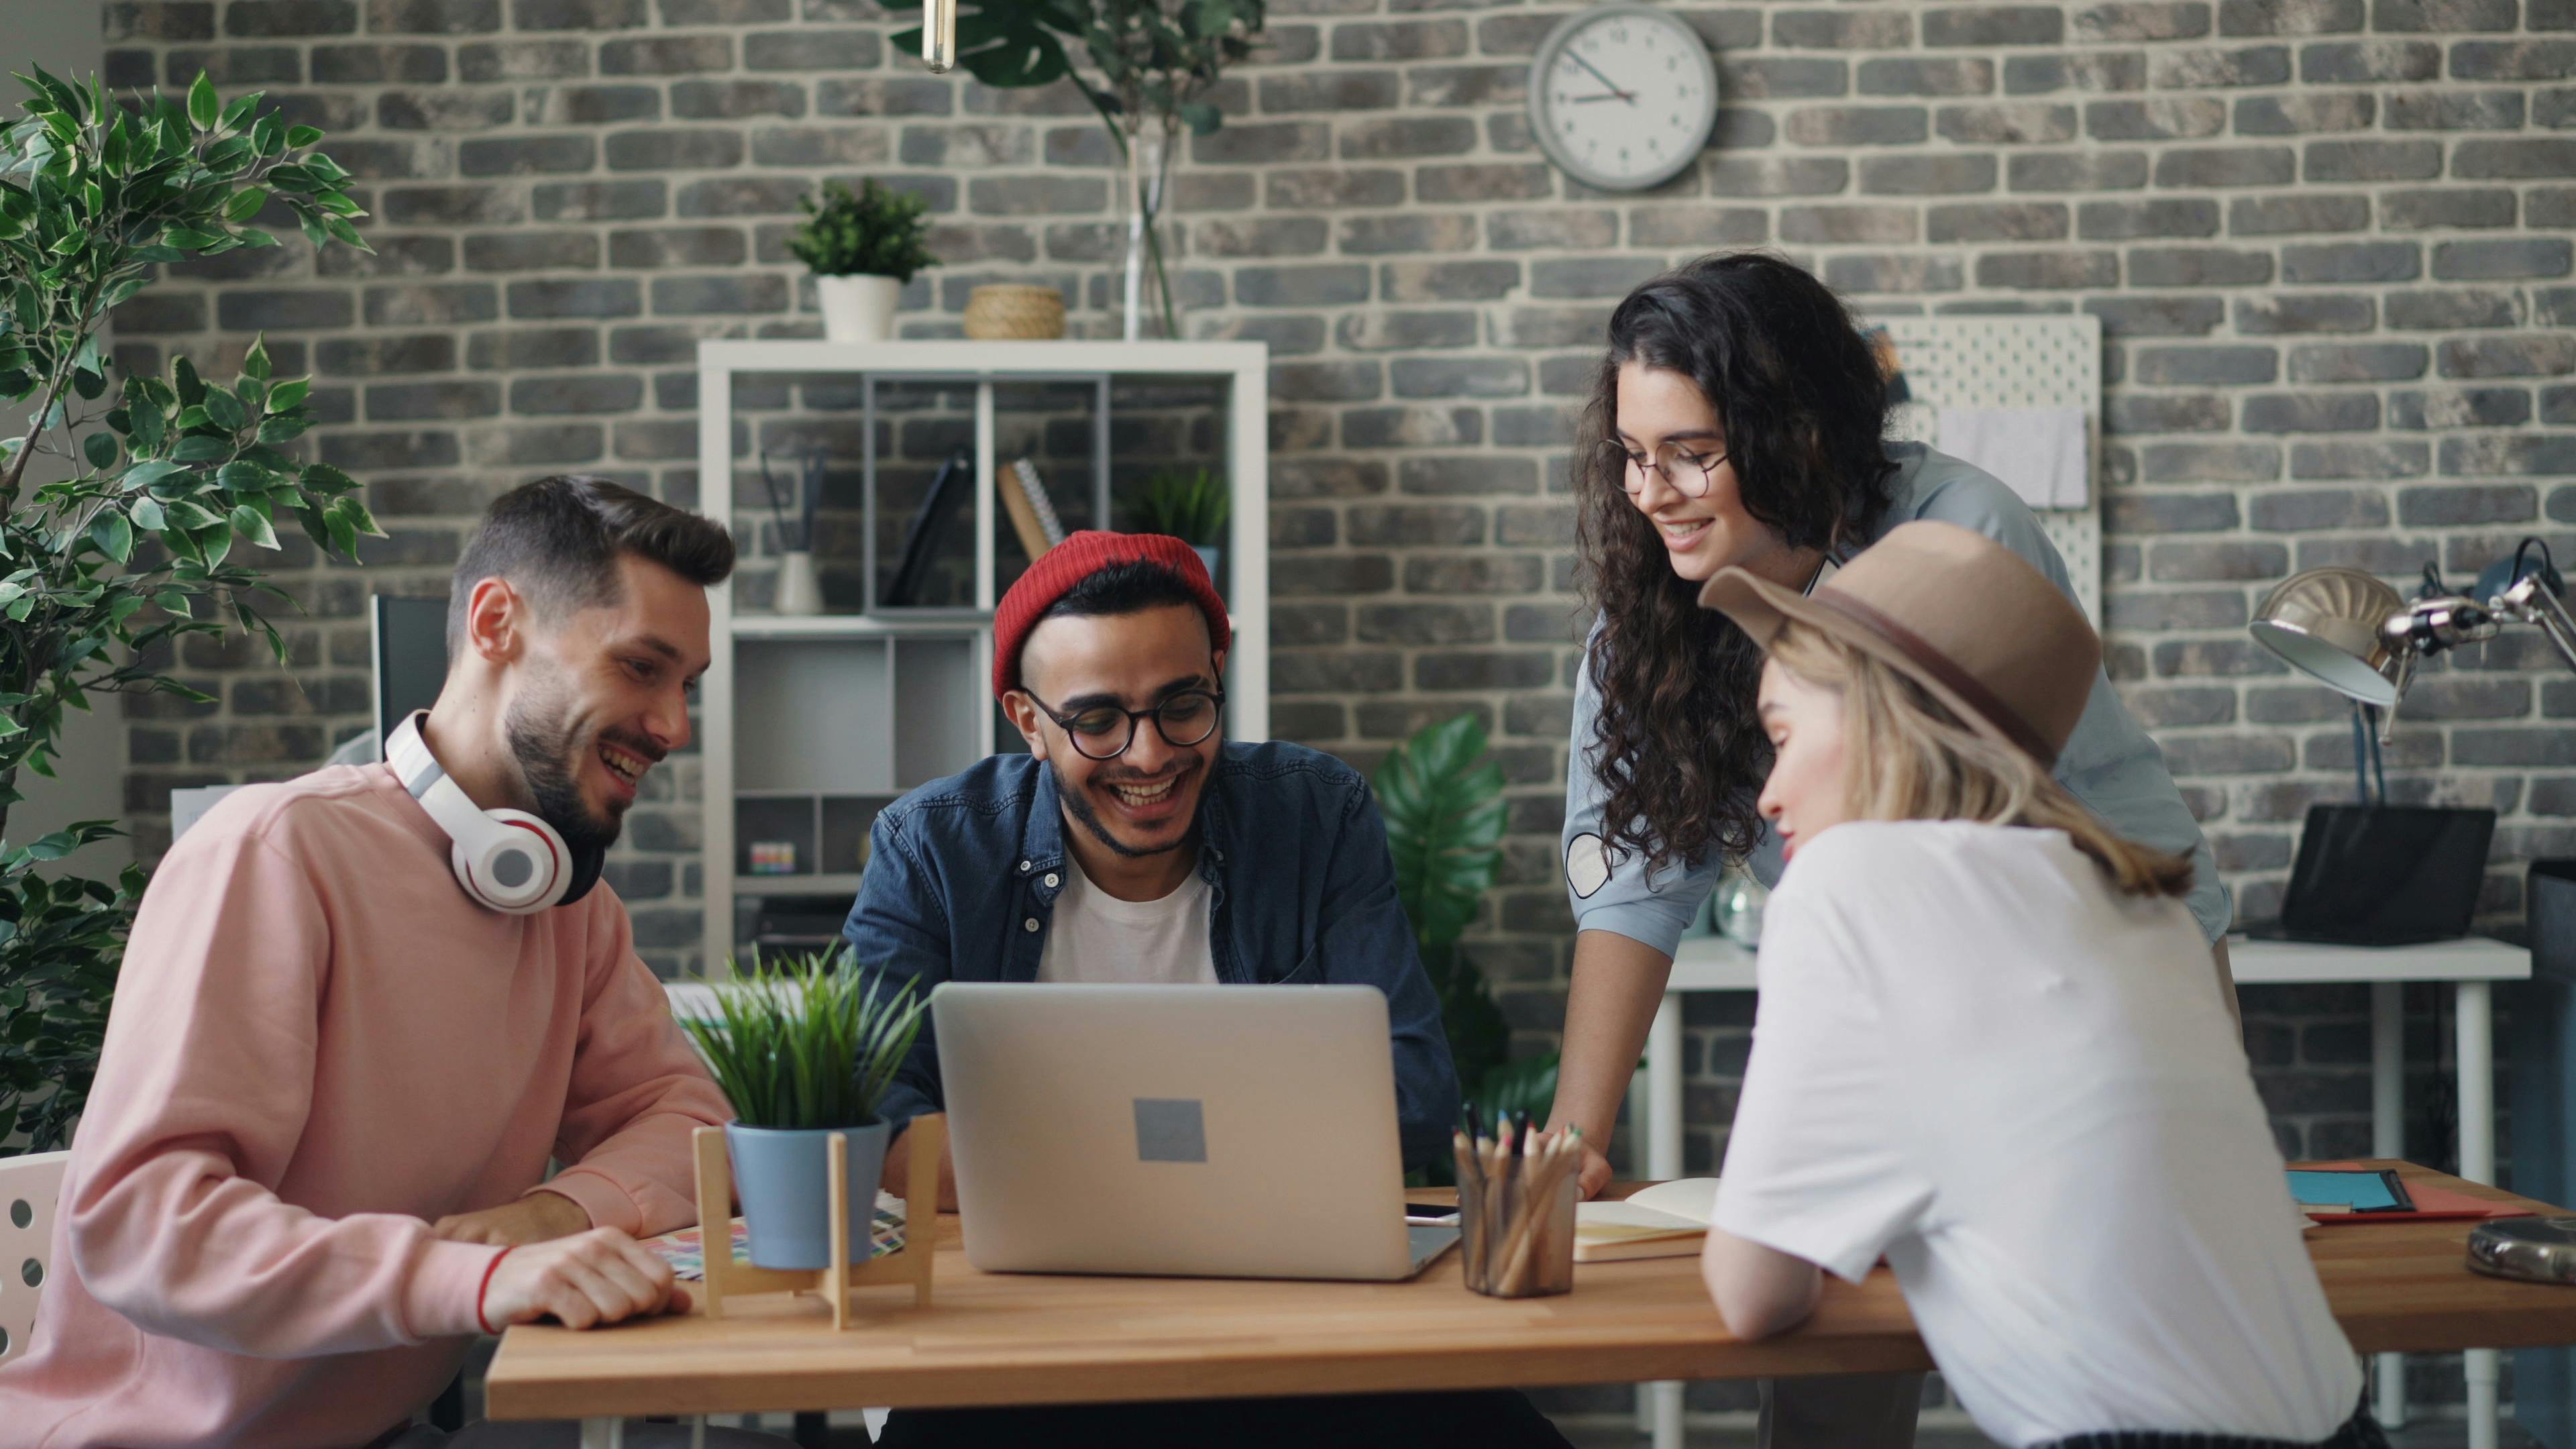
[386,710,573,914]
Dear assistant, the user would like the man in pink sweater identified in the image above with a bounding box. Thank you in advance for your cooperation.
[1,477,753,1448]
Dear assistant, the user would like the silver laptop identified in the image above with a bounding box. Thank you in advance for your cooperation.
[932,983,1459,1281]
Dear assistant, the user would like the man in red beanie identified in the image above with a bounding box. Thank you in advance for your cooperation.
[843,533,1568,1449]
[845,531,1455,1193]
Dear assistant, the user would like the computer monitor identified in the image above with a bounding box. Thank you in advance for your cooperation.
[370,594,449,762]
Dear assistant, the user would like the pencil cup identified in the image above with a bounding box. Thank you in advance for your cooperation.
[1460,1160,1578,1299]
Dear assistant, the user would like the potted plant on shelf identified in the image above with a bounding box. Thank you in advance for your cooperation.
[786,179,938,345]
[0,70,380,1155]
[1129,466,1228,582]
[680,951,928,1270]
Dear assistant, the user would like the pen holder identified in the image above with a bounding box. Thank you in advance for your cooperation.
[1459,1159,1578,1299]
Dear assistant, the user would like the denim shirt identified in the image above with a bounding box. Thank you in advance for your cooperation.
[841,740,1460,1170]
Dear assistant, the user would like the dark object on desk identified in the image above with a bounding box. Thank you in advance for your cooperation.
[370,594,449,761]
[2469,1218,2576,1286]
[2514,861,2576,1448]
[2241,804,2495,947]
[883,448,971,608]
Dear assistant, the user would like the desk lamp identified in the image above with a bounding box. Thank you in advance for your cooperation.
[2250,537,2576,743]
[922,0,956,70]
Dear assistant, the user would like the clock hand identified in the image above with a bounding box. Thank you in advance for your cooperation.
[1568,92,1632,103]
[1562,49,1636,103]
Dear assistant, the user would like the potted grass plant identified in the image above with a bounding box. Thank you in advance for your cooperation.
[786,179,937,344]
[1129,466,1229,581]
[680,950,928,1270]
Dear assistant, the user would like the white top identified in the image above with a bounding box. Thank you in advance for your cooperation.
[1036,855,1220,986]
[1711,822,2361,1448]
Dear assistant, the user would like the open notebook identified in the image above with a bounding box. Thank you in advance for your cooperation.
[1574,1178,1719,1263]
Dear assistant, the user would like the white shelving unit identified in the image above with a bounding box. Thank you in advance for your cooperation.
[696,340,1271,973]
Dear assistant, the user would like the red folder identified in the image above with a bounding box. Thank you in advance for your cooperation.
[2300,1163,2532,1226]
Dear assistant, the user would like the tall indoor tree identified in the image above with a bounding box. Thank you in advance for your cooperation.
[0,69,380,1152]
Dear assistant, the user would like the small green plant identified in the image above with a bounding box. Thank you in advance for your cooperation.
[1373,714,1556,1124]
[1128,466,1228,546]
[784,180,938,282]
[680,950,928,1130]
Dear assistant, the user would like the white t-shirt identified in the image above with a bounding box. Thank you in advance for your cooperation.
[1035,854,1219,985]
[1711,821,2361,1448]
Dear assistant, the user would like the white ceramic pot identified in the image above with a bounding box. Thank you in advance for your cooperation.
[816,274,902,343]
[773,551,823,616]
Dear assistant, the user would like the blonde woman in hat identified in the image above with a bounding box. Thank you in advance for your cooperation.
[1698,521,2372,1449]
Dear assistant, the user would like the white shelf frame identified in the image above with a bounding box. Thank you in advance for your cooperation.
[696,340,1271,973]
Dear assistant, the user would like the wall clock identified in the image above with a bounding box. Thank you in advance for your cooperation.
[1527,4,1719,193]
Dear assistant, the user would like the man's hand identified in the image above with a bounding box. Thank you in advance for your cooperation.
[479,1227,690,1331]
[880,1126,959,1212]
[435,1189,591,1246]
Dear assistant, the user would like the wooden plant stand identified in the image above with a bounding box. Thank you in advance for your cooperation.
[688,1114,943,1329]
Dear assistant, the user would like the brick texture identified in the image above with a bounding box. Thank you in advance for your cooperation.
[103,1,2576,1259]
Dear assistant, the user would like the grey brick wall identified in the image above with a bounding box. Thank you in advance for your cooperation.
[95,0,2576,1212]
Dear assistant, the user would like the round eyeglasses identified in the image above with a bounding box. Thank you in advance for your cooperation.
[1608,442,1729,499]
[1026,688,1226,761]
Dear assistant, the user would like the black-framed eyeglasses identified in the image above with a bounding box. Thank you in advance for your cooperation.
[1607,441,1729,499]
[1025,687,1227,761]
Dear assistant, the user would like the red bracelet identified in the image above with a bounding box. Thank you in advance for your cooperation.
[475,1246,515,1336]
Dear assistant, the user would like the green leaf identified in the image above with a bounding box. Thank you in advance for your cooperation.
[329,494,384,539]
[202,388,244,431]
[285,124,321,148]
[119,460,186,492]
[256,414,311,445]
[170,434,229,462]
[130,496,166,531]
[229,502,280,550]
[82,430,118,470]
[186,71,219,131]
[217,92,262,133]
[223,186,268,223]
[241,335,272,382]
[173,355,205,407]
[91,513,133,564]
[268,378,309,412]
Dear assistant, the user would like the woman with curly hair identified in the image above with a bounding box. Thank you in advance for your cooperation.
[1544,254,2235,1449]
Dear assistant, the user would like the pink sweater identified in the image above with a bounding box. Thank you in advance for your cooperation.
[0,765,732,1448]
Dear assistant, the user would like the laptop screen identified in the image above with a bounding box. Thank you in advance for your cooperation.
[2277,804,2495,947]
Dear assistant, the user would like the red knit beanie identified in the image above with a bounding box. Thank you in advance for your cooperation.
[991,531,1232,700]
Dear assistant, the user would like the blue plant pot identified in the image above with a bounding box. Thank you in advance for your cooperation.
[726,1120,892,1271]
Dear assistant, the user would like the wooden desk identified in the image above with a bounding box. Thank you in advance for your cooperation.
[486,1162,2576,1428]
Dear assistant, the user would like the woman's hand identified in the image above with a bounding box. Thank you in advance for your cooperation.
[480,1228,691,1330]
[1574,1139,1615,1199]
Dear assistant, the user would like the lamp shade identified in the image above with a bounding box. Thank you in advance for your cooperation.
[2249,567,2410,706]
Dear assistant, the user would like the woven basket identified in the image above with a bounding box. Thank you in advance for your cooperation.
[963,284,1067,340]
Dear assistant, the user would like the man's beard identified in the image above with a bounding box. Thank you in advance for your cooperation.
[1051,757,1194,859]
[504,680,624,859]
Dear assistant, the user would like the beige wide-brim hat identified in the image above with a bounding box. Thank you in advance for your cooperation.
[1698,521,2100,767]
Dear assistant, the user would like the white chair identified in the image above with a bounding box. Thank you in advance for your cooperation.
[0,1149,70,1365]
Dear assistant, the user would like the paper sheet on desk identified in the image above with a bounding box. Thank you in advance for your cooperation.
[1937,406,2089,509]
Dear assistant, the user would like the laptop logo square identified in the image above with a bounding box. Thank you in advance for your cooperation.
[1133,1098,1207,1163]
